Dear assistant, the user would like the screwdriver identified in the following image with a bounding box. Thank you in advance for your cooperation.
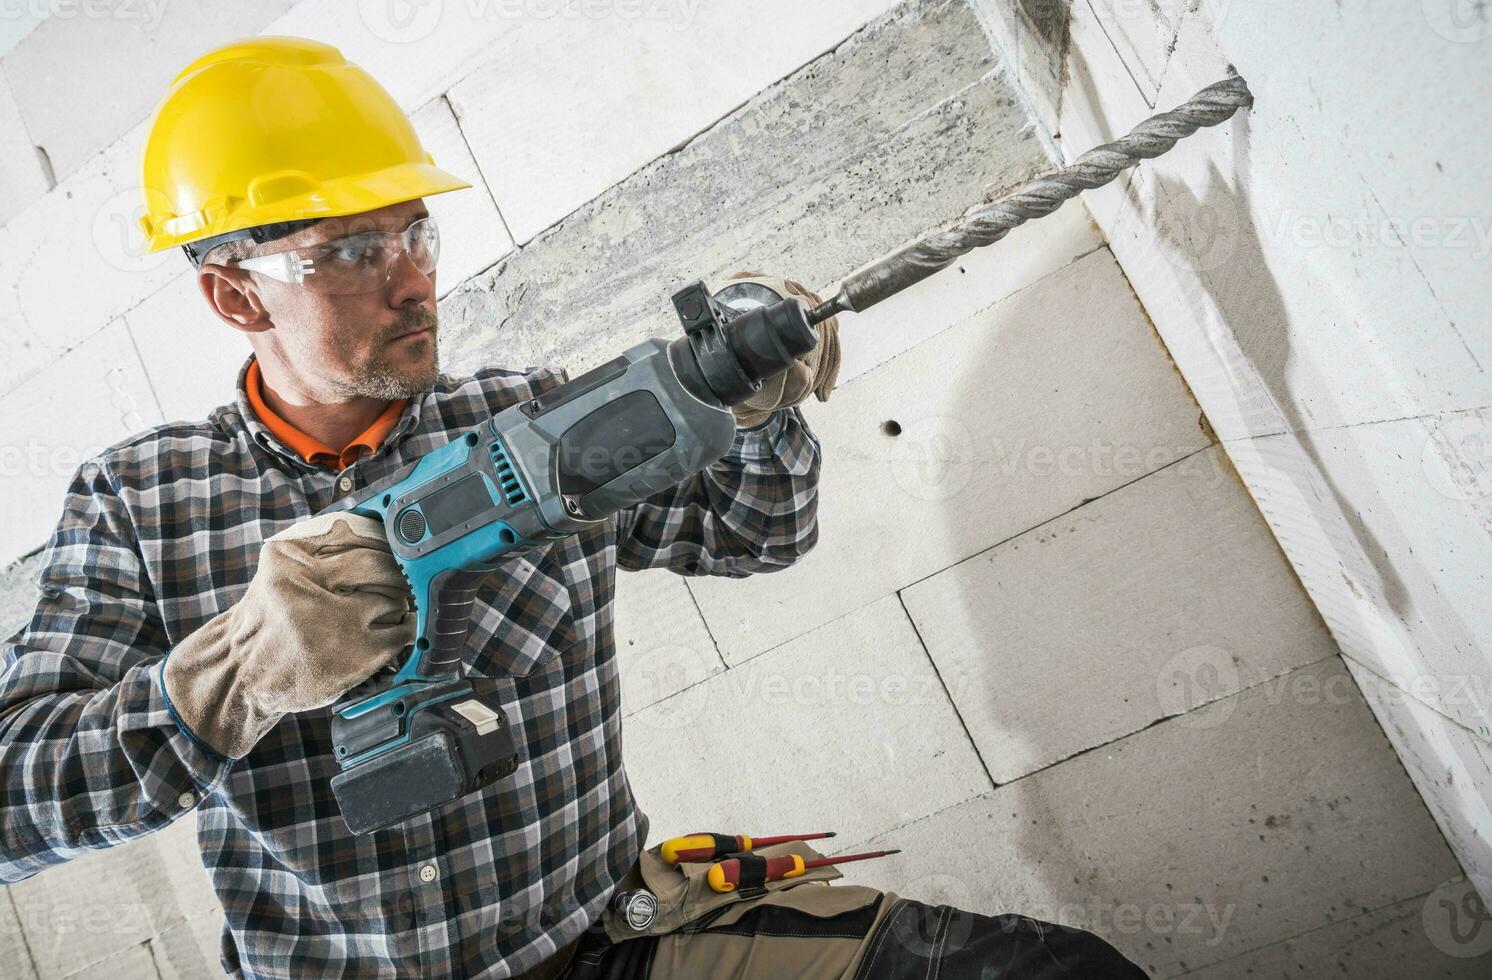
[706,849,901,893]
[660,832,836,864]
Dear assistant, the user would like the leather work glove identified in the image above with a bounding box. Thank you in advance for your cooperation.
[162,512,414,760]
[720,272,842,429]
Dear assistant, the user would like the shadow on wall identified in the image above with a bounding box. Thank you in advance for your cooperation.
[1136,96,1490,885]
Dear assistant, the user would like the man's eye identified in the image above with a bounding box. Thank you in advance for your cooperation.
[331,244,379,263]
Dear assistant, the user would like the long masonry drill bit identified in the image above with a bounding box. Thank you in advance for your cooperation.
[806,74,1254,325]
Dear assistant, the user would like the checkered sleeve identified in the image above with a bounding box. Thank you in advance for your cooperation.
[0,458,228,883]
[615,403,822,577]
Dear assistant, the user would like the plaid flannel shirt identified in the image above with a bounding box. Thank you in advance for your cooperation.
[0,353,822,978]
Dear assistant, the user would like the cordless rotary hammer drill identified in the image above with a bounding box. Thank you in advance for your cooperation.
[321,279,819,835]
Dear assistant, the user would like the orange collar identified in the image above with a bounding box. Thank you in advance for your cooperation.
[246,358,407,470]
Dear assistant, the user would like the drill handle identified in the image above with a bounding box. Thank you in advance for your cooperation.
[407,564,492,678]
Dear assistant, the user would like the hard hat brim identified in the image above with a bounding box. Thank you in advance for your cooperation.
[140,161,472,255]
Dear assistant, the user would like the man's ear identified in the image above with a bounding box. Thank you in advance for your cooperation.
[198,265,272,334]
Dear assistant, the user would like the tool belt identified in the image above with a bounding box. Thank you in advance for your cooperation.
[536,840,1149,980]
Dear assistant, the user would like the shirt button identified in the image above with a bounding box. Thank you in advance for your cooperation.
[177,792,195,809]
[418,864,438,884]
[338,476,353,493]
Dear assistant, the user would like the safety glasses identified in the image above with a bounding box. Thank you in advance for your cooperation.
[234,216,440,295]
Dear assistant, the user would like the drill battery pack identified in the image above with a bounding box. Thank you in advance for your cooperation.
[329,677,520,835]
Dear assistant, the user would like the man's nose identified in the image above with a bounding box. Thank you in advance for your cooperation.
[387,249,435,307]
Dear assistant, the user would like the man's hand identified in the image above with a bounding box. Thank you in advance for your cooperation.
[723,272,842,429]
[162,512,413,759]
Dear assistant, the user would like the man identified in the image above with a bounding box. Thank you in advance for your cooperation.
[0,36,1145,979]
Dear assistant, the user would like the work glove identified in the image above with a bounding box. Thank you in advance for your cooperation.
[721,272,842,429]
[162,512,414,760]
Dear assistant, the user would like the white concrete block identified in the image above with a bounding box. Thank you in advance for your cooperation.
[613,567,724,717]
[0,223,54,395]
[7,828,192,977]
[1198,0,1492,423]
[123,274,248,425]
[1180,892,1492,978]
[261,0,516,113]
[409,97,515,295]
[1,1,294,184]
[0,120,182,393]
[1086,10,1492,440]
[1088,0,1188,101]
[152,817,219,921]
[902,444,1338,783]
[835,201,1102,387]
[689,249,1211,665]
[151,909,226,980]
[853,658,1463,978]
[0,888,39,980]
[0,72,49,225]
[626,594,990,849]
[447,0,899,241]
[0,318,163,565]
[1344,658,1492,904]
[0,11,44,59]
[1225,418,1492,738]
[67,940,160,980]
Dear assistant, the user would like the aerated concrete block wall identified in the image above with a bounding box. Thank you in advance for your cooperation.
[0,1,1485,977]
[975,0,1492,936]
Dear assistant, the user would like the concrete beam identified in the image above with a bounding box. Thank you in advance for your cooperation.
[436,0,1050,379]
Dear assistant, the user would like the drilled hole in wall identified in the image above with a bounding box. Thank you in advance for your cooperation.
[882,420,902,437]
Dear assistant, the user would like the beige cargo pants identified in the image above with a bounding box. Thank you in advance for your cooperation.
[520,842,1147,979]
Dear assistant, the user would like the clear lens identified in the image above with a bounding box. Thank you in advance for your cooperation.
[247,217,440,295]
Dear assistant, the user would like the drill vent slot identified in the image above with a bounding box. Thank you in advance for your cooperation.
[489,440,529,506]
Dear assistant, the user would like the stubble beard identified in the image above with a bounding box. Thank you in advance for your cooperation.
[328,308,441,400]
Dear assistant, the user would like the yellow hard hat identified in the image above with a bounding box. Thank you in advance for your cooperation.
[138,36,471,264]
